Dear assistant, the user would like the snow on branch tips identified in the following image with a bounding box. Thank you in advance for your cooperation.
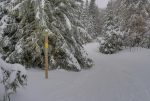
[0,56,27,101]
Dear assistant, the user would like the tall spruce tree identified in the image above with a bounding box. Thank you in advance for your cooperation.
[0,0,93,71]
[88,0,101,37]
[99,1,123,54]
[100,0,150,54]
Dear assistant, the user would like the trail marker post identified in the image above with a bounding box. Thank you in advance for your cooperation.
[44,31,49,79]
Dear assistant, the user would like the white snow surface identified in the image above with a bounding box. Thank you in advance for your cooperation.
[2,42,150,101]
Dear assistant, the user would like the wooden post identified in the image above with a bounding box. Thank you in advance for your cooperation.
[45,32,48,79]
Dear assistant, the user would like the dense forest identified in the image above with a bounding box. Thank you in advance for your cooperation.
[0,0,101,71]
[0,0,150,101]
[100,0,150,54]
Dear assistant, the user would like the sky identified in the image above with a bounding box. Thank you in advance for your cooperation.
[96,0,109,8]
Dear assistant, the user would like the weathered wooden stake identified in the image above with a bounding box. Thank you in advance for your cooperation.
[45,32,48,79]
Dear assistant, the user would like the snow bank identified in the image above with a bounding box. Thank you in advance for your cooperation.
[0,54,27,100]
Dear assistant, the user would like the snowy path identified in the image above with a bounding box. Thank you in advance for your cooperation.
[10,42,150,101]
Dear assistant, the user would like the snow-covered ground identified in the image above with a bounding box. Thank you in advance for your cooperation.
[1,42,150,101]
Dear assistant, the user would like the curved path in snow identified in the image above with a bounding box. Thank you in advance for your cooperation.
[11,42,150,101]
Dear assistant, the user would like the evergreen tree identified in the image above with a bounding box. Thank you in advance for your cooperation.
[119,0,149,47]
[0,0,93,71]
[0,59,27,101]
[99,2,123,54]
[100,0,150,54]
[88,0,101,37]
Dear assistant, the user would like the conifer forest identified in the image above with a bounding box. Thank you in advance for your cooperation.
[0,0,150,101]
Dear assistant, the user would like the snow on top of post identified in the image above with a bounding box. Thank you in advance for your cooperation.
[44,29,54,36]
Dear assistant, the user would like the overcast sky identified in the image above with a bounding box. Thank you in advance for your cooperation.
[96,0,109,8]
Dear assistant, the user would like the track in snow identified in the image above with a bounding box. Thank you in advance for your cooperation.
[10,42,150,101]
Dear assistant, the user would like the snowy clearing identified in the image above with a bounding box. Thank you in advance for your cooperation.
[2,42,150,101]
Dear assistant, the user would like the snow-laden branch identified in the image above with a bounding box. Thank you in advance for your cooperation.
[0,55,27,101]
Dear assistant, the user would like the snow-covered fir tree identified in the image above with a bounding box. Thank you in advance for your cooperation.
[100,0,150,54]
[118,0,150,47]
[0,56,27,101]
[72,0,92,44]
[88,0,101,37]
[99,1,124,54]
[0,0,93,71]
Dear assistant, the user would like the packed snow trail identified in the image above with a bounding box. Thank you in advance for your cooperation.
[11,42,150,101]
